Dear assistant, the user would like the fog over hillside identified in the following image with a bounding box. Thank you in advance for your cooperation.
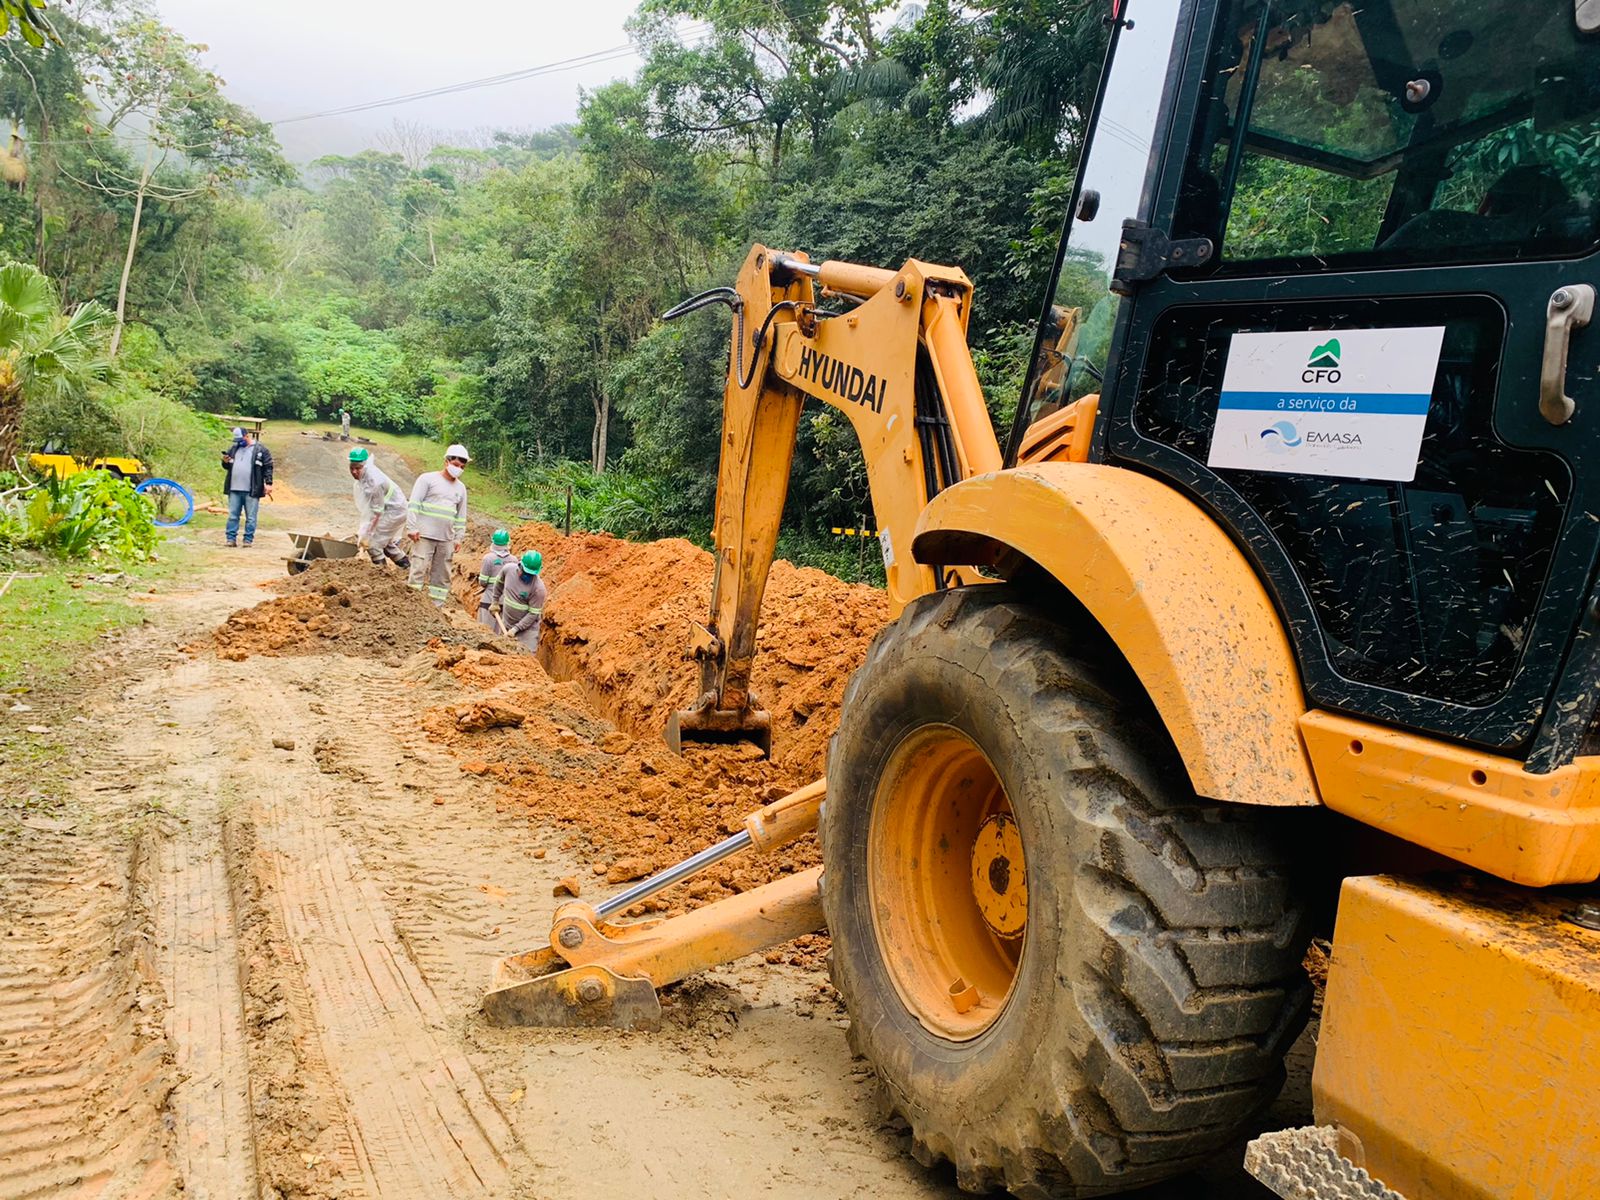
[156,0,644,159]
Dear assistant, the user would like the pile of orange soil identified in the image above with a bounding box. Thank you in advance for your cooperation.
[451,522,891,780]
[424,646,818,948]
[210,559,487,660]
[432,525,888,942]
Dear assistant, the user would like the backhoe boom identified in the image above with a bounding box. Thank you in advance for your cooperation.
[666,244,999,752]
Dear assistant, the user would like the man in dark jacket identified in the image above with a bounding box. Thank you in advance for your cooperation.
[221,430,274,547]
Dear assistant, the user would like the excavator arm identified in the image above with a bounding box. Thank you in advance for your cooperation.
[484,247,1007,1029]
[666,244,1002,753]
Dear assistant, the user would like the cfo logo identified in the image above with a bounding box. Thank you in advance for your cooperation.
[1302,337,1342,384]
[1259,420,1302,453]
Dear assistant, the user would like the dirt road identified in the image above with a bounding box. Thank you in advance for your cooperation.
[0,432,1297,1199]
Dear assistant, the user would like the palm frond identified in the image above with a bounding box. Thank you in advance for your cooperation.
[0,261,56,325]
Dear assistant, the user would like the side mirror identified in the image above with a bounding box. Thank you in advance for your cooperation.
[1076,189,1102,223]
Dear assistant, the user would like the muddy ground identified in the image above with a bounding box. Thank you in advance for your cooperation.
[0,431,1303,1199]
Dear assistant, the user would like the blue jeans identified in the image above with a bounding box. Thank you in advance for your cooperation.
[226,491,260,543]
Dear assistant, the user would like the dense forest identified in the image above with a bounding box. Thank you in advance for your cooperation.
[0,0,1109,567]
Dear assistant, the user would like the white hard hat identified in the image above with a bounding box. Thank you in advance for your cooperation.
[445,443,471,462]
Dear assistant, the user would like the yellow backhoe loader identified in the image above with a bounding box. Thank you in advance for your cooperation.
[486,2,1600,1196]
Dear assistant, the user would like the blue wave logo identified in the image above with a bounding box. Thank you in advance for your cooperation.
[1259,420,1302,452]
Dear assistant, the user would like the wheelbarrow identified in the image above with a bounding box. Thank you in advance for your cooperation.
[284,531,362,575]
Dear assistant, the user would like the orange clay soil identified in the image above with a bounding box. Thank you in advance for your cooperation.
[209,558,489,660]
[211,528,890,942]
[450,522,891,780]
[432,524,891,939]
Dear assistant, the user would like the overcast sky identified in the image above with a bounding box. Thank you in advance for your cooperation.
[155,0,647,161]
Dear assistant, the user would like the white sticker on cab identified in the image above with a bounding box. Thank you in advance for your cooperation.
[1205,326,1446,483]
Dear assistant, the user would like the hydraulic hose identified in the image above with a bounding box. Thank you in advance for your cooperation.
[661,286,807,391]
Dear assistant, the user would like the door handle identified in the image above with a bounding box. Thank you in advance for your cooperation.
[1540,283,1595,425]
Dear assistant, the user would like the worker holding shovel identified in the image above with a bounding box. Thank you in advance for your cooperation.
[476,530,513,629]
[497,550,546,652]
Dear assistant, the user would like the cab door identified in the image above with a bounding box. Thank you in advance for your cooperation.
[1079,0,1600,765]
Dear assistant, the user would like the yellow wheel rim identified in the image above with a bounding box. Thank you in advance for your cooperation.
[867,725,1026,1041]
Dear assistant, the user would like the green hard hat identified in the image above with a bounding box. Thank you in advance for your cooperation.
[520,550,543,575]
[348,447,369,463]
[492,529,510,547]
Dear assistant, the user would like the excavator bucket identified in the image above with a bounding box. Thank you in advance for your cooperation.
[663,618,774,755]
[663,695,772,757]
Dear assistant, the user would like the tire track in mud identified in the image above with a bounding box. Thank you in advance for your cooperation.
[309,669,554,1012]
[132,661,259,1200]
[71,646,518,1200]
[225,663,517,1198]
[158,826,257,1198]
[0,827,176,1200]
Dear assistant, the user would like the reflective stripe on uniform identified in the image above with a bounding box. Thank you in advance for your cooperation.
[407,471,467,543]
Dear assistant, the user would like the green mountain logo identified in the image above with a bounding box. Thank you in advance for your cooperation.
[1307,338,1341,369]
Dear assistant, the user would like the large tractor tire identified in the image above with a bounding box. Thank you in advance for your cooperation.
[822,587,1310,1197]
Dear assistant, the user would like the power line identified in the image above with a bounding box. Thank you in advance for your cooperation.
[269,26,713,126]
[271,45,634,125]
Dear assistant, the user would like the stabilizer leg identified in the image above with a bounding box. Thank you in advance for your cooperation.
[483,782,825,1030]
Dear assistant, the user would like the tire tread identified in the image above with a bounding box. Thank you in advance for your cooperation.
[825,586,1310,1196]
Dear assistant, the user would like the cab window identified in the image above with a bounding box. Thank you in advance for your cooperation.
[1176,1,1600,268]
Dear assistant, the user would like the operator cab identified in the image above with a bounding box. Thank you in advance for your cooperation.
[1014,0,1600,770]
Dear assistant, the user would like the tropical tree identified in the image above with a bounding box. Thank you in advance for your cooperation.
[0,0,55,48]
[68,18,288,352]
[0,261,113,466]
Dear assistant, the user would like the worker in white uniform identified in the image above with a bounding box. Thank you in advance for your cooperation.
[406,444,469,607]
[348,447,409,568]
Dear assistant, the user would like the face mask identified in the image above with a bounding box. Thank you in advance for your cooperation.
[444,463,462,479]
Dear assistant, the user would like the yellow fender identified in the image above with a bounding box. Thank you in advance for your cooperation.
[912,463,1318,808]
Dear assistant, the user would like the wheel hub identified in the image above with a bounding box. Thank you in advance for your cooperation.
[867,726,1026,1041]
[971,813,1027,938]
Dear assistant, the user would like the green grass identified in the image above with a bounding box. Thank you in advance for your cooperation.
[0,562,151,813]
[297,420,529,524]
[0,536,197,812]
[0,562,157,695]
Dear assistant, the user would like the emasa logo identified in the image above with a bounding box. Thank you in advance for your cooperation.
[1302,337,1342,384]
[1259,419,1302,452]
